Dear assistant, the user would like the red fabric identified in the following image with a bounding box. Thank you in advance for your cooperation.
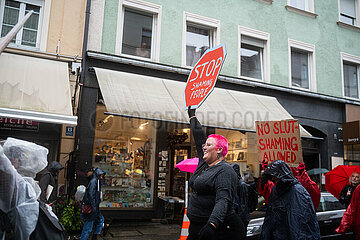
[335,185,360,237]
[335,203,353,234]
[295,164,321,210]
[351,185,360,238]
[258,180,274,204]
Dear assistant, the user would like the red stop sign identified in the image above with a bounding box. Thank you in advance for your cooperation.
[184,44,226,110]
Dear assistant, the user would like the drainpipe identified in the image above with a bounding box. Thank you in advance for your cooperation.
[80,0,91,82]
[68,0,91,194]
[0,10,33,55]
[75,0,91,139]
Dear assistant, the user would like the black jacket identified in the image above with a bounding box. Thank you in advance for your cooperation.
[187,117,238,228]
[339,184,357,208]
[39,161,64,203]
[230,163,250,227]
[261,160,320,240]
[81,168,105,221]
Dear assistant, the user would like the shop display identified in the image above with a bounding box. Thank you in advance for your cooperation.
[93,139,153,209]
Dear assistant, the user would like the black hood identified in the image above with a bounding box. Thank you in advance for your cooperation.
[48,161,64,176]
[93,168,105,179]
[230,163,241,179]
[264,160,297,185]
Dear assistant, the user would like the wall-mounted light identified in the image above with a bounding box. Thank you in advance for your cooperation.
[131,137,141,141]
[139,122,149,130]
[98,115,113,127]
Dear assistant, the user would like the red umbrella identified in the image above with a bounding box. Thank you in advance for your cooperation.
[175,157,199,173]
[325,165,360,199]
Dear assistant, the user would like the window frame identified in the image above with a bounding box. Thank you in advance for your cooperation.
[288,39,316,91]
[115,0,162,61]
[337,0,360,30]
[238,26,270,83]
[341,52,360,99]
[182,12,220,68]
[286,0,317,18]
[0,0,48,50]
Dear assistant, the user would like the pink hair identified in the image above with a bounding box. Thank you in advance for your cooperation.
[208,134,228,157]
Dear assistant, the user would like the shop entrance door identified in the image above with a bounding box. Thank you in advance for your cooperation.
[171,147,190,200]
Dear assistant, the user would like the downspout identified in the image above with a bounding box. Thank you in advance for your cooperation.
[75,0,91,140]
[69,0,91,194]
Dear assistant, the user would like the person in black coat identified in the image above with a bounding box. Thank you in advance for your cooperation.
[339,171,360,208]
[186,107,243,240]
[80,168,105,240]
[261,160,320,240]
[230,163,250,238]
[39,161,64,204]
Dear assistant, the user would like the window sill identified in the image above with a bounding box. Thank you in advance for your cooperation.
[254,0,273,4]
[290,85,316,93]
[343,95,360,101]
[285,5,317,19]
[119,53,158,63]
[240,75,267,83]
[337,21,360,32]
[5,43,39,52]
[5,45,81,62]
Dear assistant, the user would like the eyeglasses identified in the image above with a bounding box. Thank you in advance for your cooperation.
[202,143,215,149]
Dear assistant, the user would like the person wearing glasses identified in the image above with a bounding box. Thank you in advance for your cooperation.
[186,107,243,240]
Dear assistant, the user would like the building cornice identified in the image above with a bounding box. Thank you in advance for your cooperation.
[87,50,360,106]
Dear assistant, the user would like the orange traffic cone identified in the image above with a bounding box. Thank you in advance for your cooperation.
[179,207,190,240]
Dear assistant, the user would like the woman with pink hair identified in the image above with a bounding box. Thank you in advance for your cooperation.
[186,107,243,240]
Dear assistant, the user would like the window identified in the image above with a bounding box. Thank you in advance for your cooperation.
[339,0,359,26]
[288,39,316,91]
[239,26,270,82]
[291,50,310,89]
[186,25,212,66]
[0,0,43,48]
[182,12,219,67]
[289,0,308,11]
[342,53,360,98]
[117,0,161,60]
[286,0,317,18]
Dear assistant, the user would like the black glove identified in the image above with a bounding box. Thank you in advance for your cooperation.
[188,106,196,118]
[198,222,216,240]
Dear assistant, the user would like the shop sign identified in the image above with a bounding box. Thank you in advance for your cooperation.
[256,119,303,167]
[184,44,227,110]
[342,121,360,145]
[0,117,39,131]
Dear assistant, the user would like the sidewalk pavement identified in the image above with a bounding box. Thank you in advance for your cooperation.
[70,221,182,240]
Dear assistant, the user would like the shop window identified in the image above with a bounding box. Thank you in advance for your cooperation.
[183,12,219,67]
[215,128,259,181]
[93,105,156,209]
[342,53,360,98]
[344,144,360,165]
[289,39,316,91]
[118,0,161,60]
[339,0,359,26]
[0,0,43,48]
